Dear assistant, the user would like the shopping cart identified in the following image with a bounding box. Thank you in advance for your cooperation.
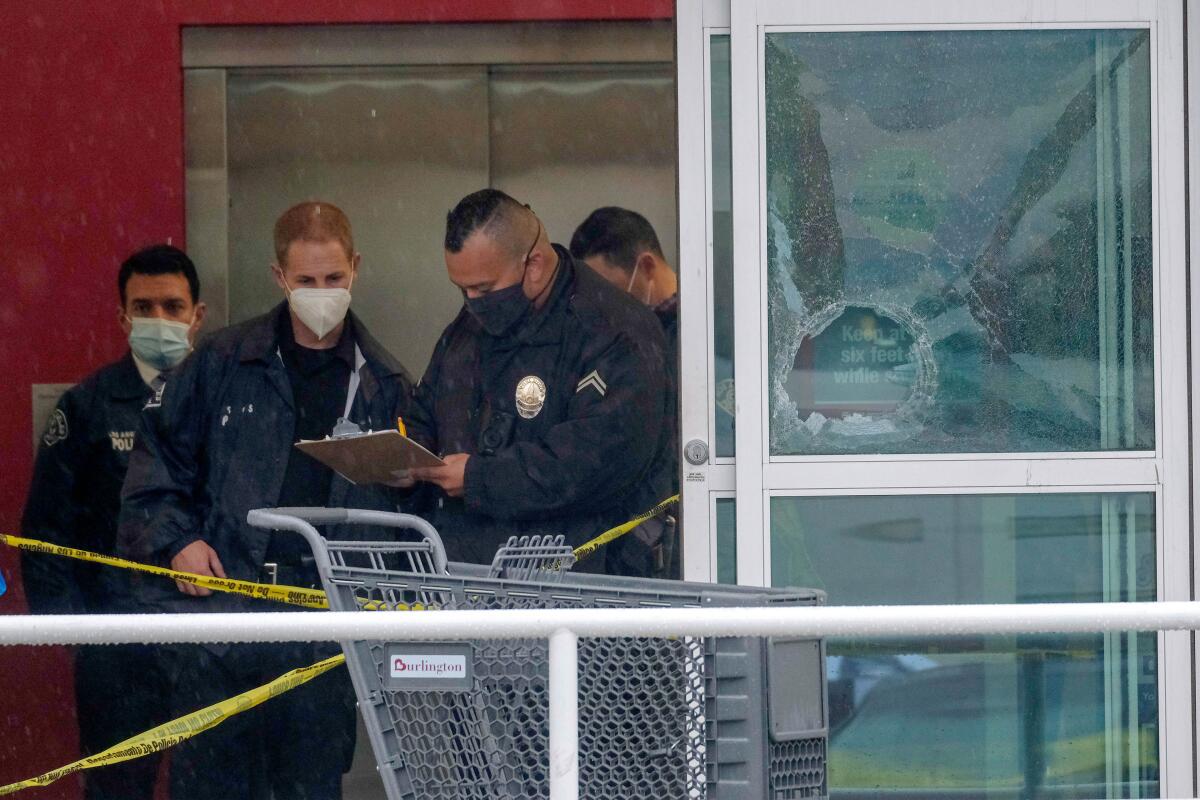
[247,506,829,800]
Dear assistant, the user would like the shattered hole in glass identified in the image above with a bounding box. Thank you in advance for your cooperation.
[771,300,938,449]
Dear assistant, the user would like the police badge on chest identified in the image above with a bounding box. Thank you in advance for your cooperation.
[477,375,544,457]
[515,375,546,420]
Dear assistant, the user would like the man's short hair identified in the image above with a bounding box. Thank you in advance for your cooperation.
[569,207,664,273]
[117,244,200,305]
[444,189,532,258]
[273,201,355,264]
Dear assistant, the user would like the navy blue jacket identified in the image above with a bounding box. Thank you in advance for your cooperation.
[22,354,150,613]
[406,247,673,566]
[118,304,414,613]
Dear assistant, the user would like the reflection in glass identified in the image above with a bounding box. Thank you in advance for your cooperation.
[226,68,490,378]
[765,30,1154,455]
[771,493,1157,798]
[490,66,677,269]
[711,35,735,457]
[223,65,677,381]
[715,496,736,584]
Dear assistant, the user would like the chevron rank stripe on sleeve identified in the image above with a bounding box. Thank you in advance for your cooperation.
[576,370,607,397]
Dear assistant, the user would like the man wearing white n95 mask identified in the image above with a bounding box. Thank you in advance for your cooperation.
[273,237,356,342]
[118,201,415,800]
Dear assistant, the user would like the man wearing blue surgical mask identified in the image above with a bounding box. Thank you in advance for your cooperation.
[20,244,204,800]
[570,208,680,579]
[120,249,207,378]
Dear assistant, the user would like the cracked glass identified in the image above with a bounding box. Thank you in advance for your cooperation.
[764,29,1154,455]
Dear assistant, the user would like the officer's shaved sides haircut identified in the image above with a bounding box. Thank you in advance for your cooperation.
[569,206,664,273]
[273,201,355,264]
[444,189,533,259]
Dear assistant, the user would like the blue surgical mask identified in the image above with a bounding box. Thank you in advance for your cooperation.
[128,317,192,370]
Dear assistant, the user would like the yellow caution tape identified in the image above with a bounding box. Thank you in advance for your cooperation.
[5,495,681,609]
[0,653,346,796]
[360,599,426,611]
[0,533,331,609]
[572,494,680,563]
[0,503,679,793]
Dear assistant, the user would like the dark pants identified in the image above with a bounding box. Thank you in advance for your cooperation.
[604,517,676,579]
[164,642,356,800]
[75,643,169,800]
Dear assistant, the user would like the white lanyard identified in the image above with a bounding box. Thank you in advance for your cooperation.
[344,344,365,420]
[274,343,365,421]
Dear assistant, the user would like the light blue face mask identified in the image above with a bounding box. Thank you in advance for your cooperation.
[128,316,192,370]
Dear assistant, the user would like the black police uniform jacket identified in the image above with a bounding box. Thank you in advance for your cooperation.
[117,304,414,614]
[406,246,673,566]
[21,353,150,614]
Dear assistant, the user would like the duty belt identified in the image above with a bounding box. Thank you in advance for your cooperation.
[260,558,319,589]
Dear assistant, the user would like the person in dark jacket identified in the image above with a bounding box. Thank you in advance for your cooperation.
[118,202,414,800]
[21,244,206,800]
[570,207,680,577]
[570,207,679,352]
[406,189,673,573]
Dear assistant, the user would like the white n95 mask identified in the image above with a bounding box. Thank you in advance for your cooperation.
[128,317,192,370]
[287,287,352,340]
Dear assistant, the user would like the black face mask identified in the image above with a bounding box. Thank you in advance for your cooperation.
[464,281,531,337]
[463,221,542,337]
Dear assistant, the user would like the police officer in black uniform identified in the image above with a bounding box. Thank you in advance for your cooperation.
[570,207,679,353]
[406,189,672,571]
[21,244,206,800]
[118,202,414,800]
[571,208,682,577]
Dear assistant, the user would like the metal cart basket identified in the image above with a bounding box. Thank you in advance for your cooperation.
[247,507,829,800]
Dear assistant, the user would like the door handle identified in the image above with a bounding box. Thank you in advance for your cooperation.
[684,439,709,466]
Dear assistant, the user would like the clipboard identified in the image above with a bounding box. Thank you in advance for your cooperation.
[295,430,445,485]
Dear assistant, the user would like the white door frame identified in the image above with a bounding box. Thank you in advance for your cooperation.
[677,0,733,582]
[678,0,1193,793]
[1186,0,1200,789]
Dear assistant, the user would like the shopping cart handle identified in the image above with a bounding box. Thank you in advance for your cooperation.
[246,507,449,574]
[256,507,352,526]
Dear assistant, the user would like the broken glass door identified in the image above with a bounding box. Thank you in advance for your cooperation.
[764,29,1153,455]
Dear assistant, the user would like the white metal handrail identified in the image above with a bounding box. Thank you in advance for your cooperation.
[4,602,1200,644]
[4,601,1198,800]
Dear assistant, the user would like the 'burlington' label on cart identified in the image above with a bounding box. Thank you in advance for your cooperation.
[384,643,474,690]
[391,654,466,678]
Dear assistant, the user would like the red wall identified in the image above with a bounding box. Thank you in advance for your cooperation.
[0,1,671,794]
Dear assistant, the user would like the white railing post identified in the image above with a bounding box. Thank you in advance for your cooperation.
[548,627,579,800]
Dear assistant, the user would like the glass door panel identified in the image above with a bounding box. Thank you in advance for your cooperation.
[772,492,1157,798]
[710,33,736,459]
[718,0,1188,792]
[763,29,1153,456]
[714,495,737,584]
[225,67,490,378]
